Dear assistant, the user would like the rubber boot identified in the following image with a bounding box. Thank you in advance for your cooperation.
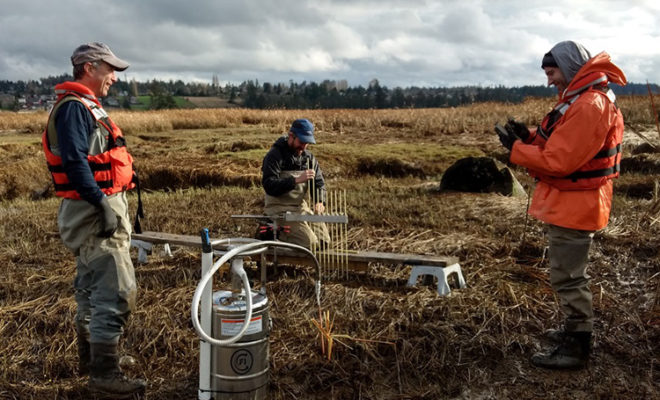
[543,328,566,343]
[76,327,91,376]
[89,342,146,399]
[531,331,591,370]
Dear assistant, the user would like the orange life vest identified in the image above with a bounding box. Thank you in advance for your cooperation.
[42,82,135,199]
[531,75,623,191]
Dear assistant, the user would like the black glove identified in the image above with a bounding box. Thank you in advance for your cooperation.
[97,196,118,238]
[505,118,530,142]
[495,123,520,151]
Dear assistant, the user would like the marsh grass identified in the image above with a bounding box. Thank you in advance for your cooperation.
[1,177,657,399]
[0,101,658,399]
[0,95,655,134]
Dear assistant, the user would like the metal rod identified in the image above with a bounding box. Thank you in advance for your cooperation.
[337,189,341,279]
[323,192,328,277]
[335,189,340,279]
[260,252,267,295]
[333,189,337,279]
[343,189,348,279]
[336,190,340,279]
[338,189,342,278]
[284,214,347,223]
[328,220,331,278]
[327,190,331,278]
[330,190,335,277]
[199,230,213,400]
[307,158,314,262]
[326,191,331,278]
[647,80,660,141]
[346,190,349,278]
[309,158,315,215]
[307,158,311,208]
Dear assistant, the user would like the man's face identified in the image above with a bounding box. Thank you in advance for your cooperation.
[288,132,309,155]
[544,66,568,94]
[87,61,117,98]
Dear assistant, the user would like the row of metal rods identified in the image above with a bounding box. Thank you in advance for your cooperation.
[307,171,348,279]
[326,189,348,279]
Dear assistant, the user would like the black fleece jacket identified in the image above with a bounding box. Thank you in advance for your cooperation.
[261,136,326,203]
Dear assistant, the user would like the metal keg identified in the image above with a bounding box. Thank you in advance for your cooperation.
[211,289,269,400]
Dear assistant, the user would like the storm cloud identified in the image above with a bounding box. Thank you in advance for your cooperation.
[1,0,658,87]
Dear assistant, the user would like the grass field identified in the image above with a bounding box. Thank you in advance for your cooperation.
[0,99,658,399]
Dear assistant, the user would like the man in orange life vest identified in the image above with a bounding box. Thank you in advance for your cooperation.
[42,42,145,397]
[496,41,626,369]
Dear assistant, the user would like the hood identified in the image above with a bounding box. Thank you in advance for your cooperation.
[549,41,592,84]
[570,51,627,88]
[548,41,627,94]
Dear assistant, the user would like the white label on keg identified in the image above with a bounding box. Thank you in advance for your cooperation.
[221,316,263,336]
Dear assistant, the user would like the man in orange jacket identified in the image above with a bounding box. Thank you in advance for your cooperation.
[496,41,626,369]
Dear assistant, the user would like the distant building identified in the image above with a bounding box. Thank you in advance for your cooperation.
[104,97,120,107]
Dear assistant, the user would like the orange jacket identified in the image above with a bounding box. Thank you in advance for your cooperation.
[42,82,135,199]
[510,52,626,230]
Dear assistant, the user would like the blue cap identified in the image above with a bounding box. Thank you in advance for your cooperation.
[290,119,316,144]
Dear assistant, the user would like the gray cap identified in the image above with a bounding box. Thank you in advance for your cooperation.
[70,42,129,71]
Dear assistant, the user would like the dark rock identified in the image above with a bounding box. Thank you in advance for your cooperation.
[439,157,525,197]
[631,142,660,155]
[620,153,660,174]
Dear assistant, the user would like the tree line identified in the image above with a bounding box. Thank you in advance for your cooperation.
[0,74,657,110]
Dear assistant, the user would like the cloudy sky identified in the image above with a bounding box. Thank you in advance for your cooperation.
[1,0,658,88]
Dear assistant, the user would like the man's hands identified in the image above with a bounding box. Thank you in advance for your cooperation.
[294,169,325,214]
[504,118,530,142]
[294,169,315,184]
[495,123,520,151]
[97,196,118,238]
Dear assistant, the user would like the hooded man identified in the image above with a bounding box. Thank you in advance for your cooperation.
[261,118,330,248]
[496,41,626,369]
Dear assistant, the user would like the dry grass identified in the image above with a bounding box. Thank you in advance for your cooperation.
[0,95,656,135]
[0,102,658,399]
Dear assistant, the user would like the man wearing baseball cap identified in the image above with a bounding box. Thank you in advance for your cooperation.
[70,42,130,72]
[261,118,330,247]
[42,42,145,397]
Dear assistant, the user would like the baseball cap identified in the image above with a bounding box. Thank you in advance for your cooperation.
[71,42,129,71]
[290,119,316,144]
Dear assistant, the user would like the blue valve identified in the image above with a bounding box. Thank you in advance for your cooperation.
[200,228,211,253]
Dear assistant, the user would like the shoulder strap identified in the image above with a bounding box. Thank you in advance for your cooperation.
[46,96,87,149]
[77,96,110,122]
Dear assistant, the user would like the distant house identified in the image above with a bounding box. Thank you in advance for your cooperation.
[104,97,120,107]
